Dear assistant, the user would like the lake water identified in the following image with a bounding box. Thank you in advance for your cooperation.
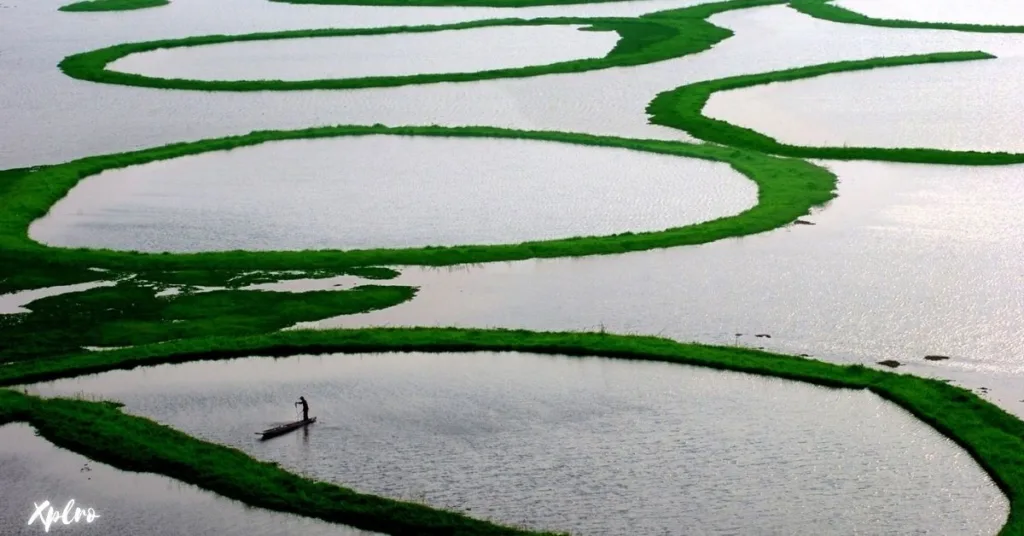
[0,423,379,536]
[21,351,1009,535]
[705,54,1024,153]
[29,135,755,252]
[10,2,1024,169]
[0,281,115,314]
[306,160,1024,418]
[835,0,1024,26]
[108,25,619,82]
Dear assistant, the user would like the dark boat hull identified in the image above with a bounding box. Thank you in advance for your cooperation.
[259,417,316,440]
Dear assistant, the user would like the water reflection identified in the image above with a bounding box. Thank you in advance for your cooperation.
[706,56,1024,152]
[24,351,1009,535]
[0,423,379,536]
[29,136,754,252]
[306,161,1024,417]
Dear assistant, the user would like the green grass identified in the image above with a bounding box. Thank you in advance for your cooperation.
[790,0,1024,33]
[0,389,565,536]
[645,51,1024,165]
[58,0,784,92]
[1,327,1022,534]
[0,280,414,363]
[1,124,836,283]
[60,0,168,12]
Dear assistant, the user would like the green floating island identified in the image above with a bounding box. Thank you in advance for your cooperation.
[60,0,168,12]
[790,0,1024,33]
[58,0,784,91]
[646,50,1024,165]
[1,124,835,291]
[2,327,1023,534]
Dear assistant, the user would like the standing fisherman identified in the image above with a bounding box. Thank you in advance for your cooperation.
[295,396,309,421]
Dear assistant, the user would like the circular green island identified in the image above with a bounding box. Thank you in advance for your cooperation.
[2,124,835,277]
[646,50,1024,165]
[2,327,1022,534]
[57,0,782,91]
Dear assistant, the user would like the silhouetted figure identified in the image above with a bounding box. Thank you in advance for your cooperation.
[295,396,309,421]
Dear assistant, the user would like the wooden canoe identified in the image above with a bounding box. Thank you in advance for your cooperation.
[257,417,316,440]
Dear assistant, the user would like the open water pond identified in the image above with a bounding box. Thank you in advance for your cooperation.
[704,55,1024,153]
[9,1,1024,167]
[311,161,1024,415]
[23,352,1009,535]
[835,0,1024,26]
[29,135,755,253]
[107,25,620,82]
[0,423,378,536]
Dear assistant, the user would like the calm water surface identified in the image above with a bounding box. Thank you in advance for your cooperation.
[109,25,619,82]
[29,136,755,252]
[0,423,378,536]
[307,161,1024,417]
[836,0,1024,26]
[705,55,1024,153]
[8,3,1024,168]
[23,352,1009,535]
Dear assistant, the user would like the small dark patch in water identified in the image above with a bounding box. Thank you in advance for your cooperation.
[924,355,950,361]
[877,360,901,368]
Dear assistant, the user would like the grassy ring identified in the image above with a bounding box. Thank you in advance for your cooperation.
[2,327,1021,534]
[645,50,1024,165]
[56,0,789,91]
[1,124,836,274]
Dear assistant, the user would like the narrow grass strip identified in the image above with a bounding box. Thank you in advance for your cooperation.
[790,0,1024,34]
[1,327,1021,534]
[645,51,1024,165]
[0,390,565,536]
[58,0,783,91]
[60,0,167,11]
[1,124,836,274]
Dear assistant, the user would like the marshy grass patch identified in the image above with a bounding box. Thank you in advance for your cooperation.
[59,0,167,11]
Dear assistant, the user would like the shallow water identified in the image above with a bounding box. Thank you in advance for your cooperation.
[704,54,1024,153]
[836,0,1024,26]
[109,25,619,82]
[0,423,378,536]
[0,281,115,314]
[23,351,1009,535]
[29,135,755,252]
[9,2,1024,169]
[305,160,1024,417]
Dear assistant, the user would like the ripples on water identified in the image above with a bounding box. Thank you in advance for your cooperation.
[705,56,1024,153]
[24,352,1009,535]
[0,423,378,536]
[312,161,1024,416]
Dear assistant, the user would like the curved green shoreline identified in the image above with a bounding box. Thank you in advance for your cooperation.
[60,0,167,11]
[1,327,1021,534]
[790,0,1024,34]
[645,50,1024,165]
[58,0,783,92]
[1,124,835,281]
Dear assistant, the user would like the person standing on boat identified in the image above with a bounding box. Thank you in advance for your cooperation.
[295,396,309,421]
